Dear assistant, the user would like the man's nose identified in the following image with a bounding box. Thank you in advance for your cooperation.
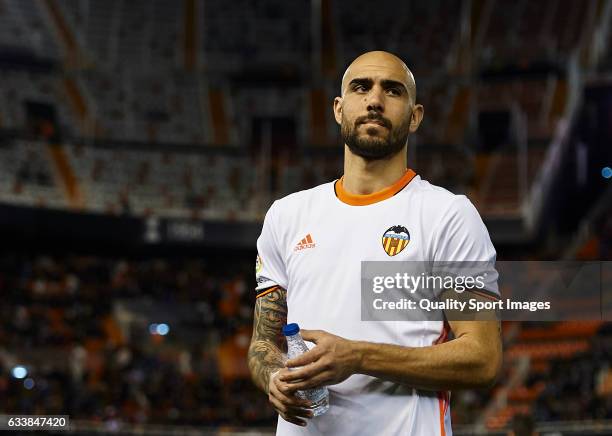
[366,87,384,112]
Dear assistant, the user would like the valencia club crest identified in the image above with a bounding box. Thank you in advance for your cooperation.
[382,225,410,256]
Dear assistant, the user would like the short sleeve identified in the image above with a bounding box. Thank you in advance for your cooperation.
[431,196,499,296]
[255,201,288,298]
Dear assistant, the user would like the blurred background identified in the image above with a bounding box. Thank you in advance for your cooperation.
[0,0,611,434]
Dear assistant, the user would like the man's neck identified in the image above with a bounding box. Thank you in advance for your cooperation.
[341,145,408,195]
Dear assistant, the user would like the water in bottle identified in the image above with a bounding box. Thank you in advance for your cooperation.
[282,323,330,416]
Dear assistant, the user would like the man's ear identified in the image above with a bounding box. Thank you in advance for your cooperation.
[333,97,343,125]
[409,104,424,133]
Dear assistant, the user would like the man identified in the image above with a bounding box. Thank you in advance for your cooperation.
[248,51,502,435]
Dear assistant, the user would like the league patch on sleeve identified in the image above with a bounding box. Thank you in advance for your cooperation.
[255,253,277,292]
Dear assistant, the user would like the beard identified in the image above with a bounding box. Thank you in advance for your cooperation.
[342,111,411,161]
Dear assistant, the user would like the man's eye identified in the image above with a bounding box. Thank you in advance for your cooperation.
[354,85,367,92]
[387,88,401,96]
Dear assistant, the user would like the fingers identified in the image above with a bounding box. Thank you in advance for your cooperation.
[284,372,329,391]
[268,394,312,425]
[286,347,324,368]
[268,370,313,427]
[281,361,325,382]
[272,373,311,407]
[299,329,323,342]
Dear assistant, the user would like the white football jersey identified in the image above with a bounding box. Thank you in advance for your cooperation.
[255,169,498,436]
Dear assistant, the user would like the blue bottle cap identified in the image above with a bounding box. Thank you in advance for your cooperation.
[282,323,300,336]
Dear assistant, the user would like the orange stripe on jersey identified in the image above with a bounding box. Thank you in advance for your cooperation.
[444,392,450,416]
[256,286,279,299]
[434,320,450,345]
[438,394,446,436]
[335,168,417,206]
[435,321,450,436]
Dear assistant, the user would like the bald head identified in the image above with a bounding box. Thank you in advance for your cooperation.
[341,51,416,103]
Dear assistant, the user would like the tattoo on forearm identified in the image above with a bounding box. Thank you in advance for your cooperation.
[248,287,288,393]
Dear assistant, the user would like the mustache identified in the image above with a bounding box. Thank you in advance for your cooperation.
[355,113,392,129]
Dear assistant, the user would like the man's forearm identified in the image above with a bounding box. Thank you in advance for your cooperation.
[353,325,501,390]
[248,340,285,393]
[248,286,288,393]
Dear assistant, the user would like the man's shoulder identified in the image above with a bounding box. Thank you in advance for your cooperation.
[407,175,469,209]
[270,180,336,213]
[403,175,487,231]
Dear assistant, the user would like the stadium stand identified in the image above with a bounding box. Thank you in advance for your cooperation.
[1,0,587,218]
[332,0,462,77]
[470,193,612,430]
[0,0,61,61]
[0,70,75,134]
[479,321,612,430]
[76,71,210,144]
[56,0,183,71]
[201,0,311,72]
[0,137,478,220]
[0,253,277,427]
[0,139,65,209]
[63,143,259,219]
[478,0,590,69]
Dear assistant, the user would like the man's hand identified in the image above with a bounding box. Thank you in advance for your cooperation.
[268,368,313,426]
[280,329,361,391]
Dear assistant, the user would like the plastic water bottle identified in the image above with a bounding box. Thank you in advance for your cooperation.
[282,323,330,416]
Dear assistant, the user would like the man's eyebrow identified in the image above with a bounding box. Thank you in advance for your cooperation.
[347,78,373,89]
[347,78,408,94]
[380,79,408,93]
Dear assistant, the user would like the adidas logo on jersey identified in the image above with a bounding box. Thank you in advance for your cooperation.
[294,234,316,251]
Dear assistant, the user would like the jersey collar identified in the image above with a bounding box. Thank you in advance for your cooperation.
[334,168,417,206]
